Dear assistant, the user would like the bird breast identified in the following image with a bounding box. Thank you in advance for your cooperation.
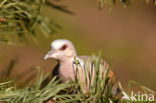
[59,62,75,82]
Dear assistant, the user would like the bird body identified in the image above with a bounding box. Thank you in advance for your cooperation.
[44,39,120,94]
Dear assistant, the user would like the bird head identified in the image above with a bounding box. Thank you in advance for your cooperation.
[44,39,77,62]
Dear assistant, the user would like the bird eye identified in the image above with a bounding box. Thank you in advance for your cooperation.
[60,44,68,51]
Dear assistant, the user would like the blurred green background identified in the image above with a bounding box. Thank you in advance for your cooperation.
[0,0,156,90]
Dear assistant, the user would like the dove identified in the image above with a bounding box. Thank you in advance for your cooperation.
[44,39,121,94]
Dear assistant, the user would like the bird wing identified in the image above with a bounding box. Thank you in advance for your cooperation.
[75,56,110,77]
[72,56,121,95]
[72,56,108,91]
[78,56,116,80]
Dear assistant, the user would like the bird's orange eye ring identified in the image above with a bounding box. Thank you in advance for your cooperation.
[60,44,68,51]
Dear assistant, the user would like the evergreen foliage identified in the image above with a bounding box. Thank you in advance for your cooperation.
[0,0,155,44]
[99,0,156,9]
[0,0,72,44]
[0,57,155,103]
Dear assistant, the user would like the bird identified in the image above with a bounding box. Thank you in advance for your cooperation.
[44,39,121,94]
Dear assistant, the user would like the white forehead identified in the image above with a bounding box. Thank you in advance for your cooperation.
[51,39,73,49]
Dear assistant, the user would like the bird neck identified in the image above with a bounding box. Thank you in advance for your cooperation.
[59,56,76,65]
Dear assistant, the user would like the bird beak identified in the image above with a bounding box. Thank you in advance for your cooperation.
[44,51,56,60]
